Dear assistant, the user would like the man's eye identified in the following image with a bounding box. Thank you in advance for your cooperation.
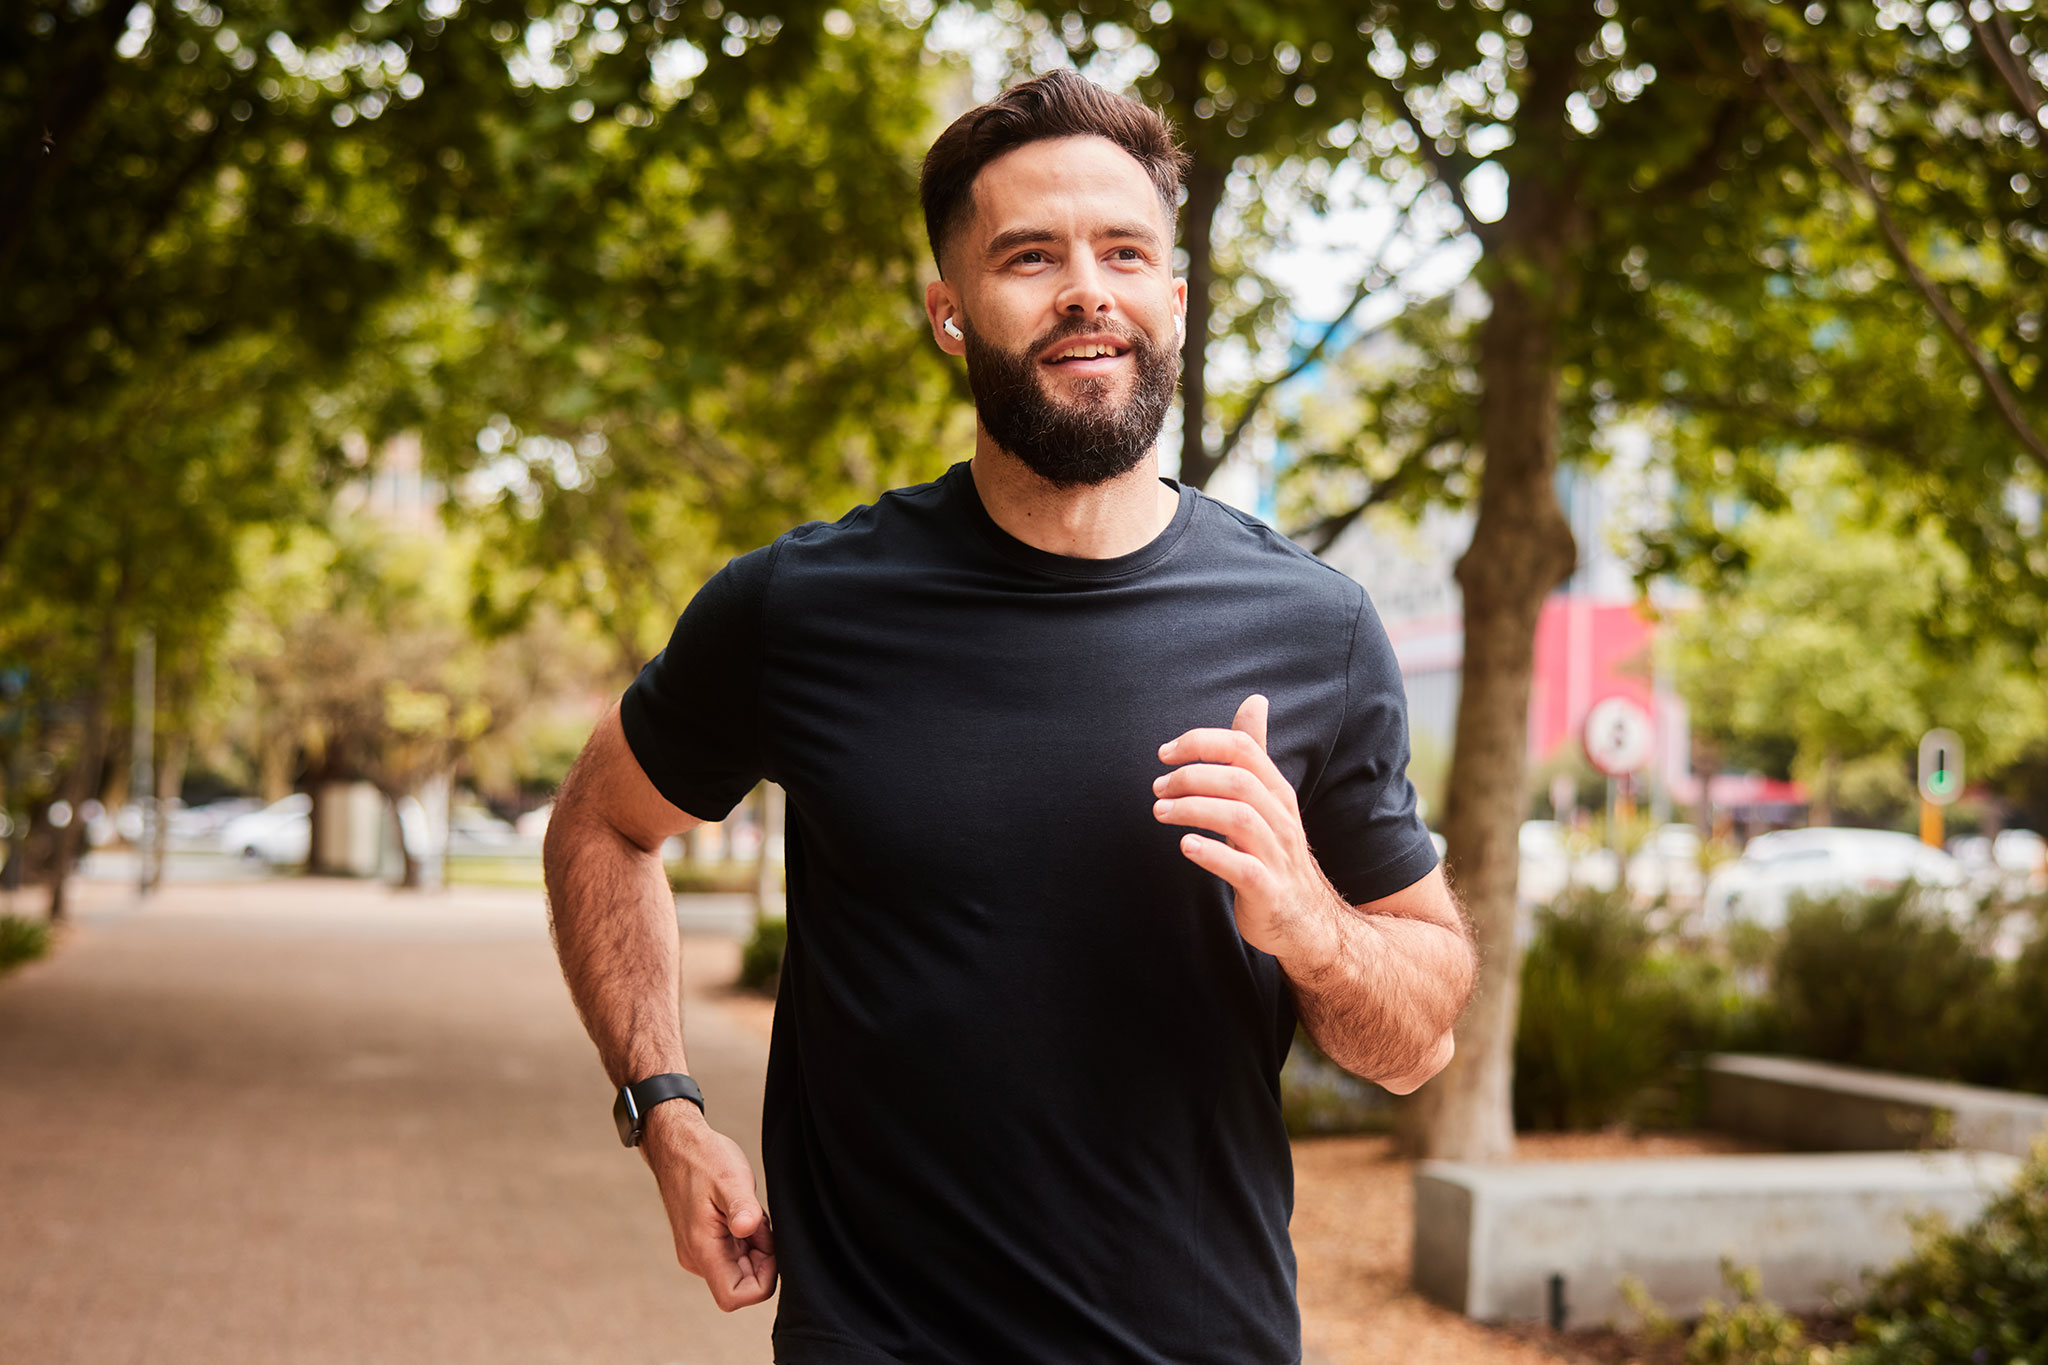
[1013,251,1049,265]
[1113,248,1143,261]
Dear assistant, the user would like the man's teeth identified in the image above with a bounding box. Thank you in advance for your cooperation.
[1053,343,1122,360]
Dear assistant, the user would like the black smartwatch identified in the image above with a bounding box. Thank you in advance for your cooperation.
[614,1073,706,1147]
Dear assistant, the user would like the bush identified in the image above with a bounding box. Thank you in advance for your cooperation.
[1514,887,1758,1130]
[1845,1143,2048,1364]
[0,915,50,974]
[666,862,770,895]
[1770,888,2007,1085]
[737,914,786,995]
[1281,1027,1394,1136]
[1629,1148,2048,1364]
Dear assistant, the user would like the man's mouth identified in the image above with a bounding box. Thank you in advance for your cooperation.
[1040,334,1133,371]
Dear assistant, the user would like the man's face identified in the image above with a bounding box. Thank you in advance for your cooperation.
[930,135,1187,487]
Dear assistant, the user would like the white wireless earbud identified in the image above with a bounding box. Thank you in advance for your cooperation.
[942,317,964,341]
[1174,314,1185,343]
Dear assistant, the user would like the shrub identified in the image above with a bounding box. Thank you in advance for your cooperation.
[0,915,50,974]
[1281,1027,1393,1136]
[1844,1143,2048,1364]
[1771,888,2006,1085]
[737,914,787,995]
[667,862,769,895]
[1620,1150,2048,1365]
[1514,888,1757,1130]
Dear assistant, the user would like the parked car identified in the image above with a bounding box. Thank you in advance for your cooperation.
[1951,829,2047,903]
[513,802,552,841]
[1626,823,1706,904]
[218,793,311,867]
[447,805,519,853]
[1701,827,1968,931]
[1518,819,1620,906]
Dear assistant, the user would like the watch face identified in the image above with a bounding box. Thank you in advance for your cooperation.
[613,1085,641,1147]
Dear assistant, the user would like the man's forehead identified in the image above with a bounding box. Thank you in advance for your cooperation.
[964,134,1174,251]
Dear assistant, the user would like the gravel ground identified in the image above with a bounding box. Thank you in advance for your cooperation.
[5,878,1758,1365]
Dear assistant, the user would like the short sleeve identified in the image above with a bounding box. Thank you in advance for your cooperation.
[618,544,776,822]
[1299,590,1440,905]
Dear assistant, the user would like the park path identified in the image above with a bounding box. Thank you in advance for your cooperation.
[0,878,776,1365]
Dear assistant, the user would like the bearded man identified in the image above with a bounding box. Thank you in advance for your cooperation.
[543,69,1476,1365]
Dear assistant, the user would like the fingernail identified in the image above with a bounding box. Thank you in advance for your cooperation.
[1158,743,1173,759]
[1153,800,1171,816]
[1151,775,1167,793]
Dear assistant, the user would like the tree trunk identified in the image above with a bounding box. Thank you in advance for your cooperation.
[1176,156,1226,492]
[46,623,123,921]
[1402,251,1579,1162]
[150,729,187,893]
[1811,751,1838,826]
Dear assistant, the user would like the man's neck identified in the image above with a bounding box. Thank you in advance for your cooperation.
[968,438,1181,560]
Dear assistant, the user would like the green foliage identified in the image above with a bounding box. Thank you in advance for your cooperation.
[1281,1026,1393,1137]
[1514,888,1757,1130]
[0,916,51,974]
[737,914,787,996]
[1622,1150,2048,1364]
[665,862,764,897]
[1771,888,2008,1087]
[1846,1145,2048,1365]
[1628,1260,1839,1365]
[1668,454,2048,819]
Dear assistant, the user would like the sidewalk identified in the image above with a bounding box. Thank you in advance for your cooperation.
[0,878,775,1365]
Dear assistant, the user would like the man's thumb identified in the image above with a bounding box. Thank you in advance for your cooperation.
[1233,693,1269,751]
[724,1196,763,1239]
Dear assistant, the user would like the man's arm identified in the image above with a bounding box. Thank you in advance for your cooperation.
[1152,694,1475,1094]
[543,702,778,1310]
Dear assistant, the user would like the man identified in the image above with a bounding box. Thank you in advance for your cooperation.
[544,69,1475,1364]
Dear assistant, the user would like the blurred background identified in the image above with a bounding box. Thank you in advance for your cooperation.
[6,1,2048,1360]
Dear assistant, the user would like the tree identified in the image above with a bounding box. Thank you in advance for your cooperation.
[4,0,959,907]
[983,0,2047,1157]
[1668,452,2048,827]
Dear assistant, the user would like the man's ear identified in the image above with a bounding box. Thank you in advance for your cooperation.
[925,280,966,356]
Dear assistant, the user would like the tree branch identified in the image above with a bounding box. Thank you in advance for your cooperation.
[1358,69,1493,245]
[1966,10,2043,125]
[1289,432,1461,556]
[1734,19,2048,477]
[1210,192,1424,471]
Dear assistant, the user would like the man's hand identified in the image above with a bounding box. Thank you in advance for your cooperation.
[639,1101,777,1311]
[1152,693,1340,963]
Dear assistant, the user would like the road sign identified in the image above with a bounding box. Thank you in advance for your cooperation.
[1583,696,1655,777]
[1918,728,1964,806]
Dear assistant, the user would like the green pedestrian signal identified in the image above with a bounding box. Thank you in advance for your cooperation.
[1918,729,1963,807]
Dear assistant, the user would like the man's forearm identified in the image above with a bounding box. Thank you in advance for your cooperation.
[1282,886,1474,1094]
[543,810,688,1087]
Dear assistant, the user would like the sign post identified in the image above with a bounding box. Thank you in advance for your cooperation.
[1584,697,1655,858]
[1917,728,1963,848]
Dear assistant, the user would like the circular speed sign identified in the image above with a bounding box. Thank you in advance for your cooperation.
[1583,696,1655,778]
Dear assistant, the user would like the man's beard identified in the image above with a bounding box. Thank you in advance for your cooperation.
[961,317,1179,488]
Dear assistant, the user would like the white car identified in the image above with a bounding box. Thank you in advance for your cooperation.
[1518,819,1620,906]
[447,804,519,853]
[1951,830,2047,903]
[1701,827,1969,931]
[218,793,311,867]
[1627,823,1706,904]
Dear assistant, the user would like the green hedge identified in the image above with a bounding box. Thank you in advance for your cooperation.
[738,915,787,995]
[1514,888,1764,1131]
[1639,1145,2048,1363]
[0,915,51,974]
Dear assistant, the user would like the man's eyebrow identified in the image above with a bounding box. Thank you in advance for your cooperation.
[983,222,1165,259]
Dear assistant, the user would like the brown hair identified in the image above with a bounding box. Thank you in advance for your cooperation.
[918,69,1188,276]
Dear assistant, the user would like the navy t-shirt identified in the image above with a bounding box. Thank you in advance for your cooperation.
[621,461,1437,1364]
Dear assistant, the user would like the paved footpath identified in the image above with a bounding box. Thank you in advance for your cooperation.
[0,878,777,1365]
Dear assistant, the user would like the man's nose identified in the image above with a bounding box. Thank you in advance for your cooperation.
[1054,254,1114,316]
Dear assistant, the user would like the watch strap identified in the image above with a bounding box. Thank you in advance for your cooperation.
[614,1072,706,1147]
